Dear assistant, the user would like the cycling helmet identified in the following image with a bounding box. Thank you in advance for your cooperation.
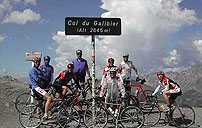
[44,56,50,61]
[108,58,114,63]
[76,49,82,55]
[67,63,74,69]
[157,71,165,76]
[156,71,165,81]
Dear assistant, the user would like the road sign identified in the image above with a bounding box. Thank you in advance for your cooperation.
[65,17,121,35]
[25,51,41,61]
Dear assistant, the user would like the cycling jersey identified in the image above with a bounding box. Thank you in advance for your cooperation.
[101,65,117,85]
[100,74,125,102]
[53,70,77,88]
[29,67,48,96]
[119,61,136,80]
[72,58,88,77]
[153,76,181,95]
[39,64,54,84]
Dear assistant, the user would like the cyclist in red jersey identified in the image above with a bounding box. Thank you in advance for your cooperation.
[52,63,77,98]
[152,71,182,109]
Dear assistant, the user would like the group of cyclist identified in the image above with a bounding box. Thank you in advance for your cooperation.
[28,49,182,120]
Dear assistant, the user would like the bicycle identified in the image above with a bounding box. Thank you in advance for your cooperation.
[18,89,84,128]
[143,94,195,128]
[83,96,144,128]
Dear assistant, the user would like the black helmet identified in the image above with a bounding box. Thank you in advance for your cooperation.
[76,49,82,55]
[44,56,50,61]
[108,58,114,63]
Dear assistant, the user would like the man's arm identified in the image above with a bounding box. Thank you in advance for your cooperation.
[50,66,54,84]
[152,84,161,96]
[131,62,139,76]
[86,61,91,77]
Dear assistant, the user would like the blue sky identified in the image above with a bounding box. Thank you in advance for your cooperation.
[0,0,202,77]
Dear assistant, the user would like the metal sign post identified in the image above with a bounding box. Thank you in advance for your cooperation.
[65,17,121,128]
[91,35,96,127]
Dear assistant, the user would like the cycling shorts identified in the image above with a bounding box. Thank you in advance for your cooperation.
[34,87,48,96]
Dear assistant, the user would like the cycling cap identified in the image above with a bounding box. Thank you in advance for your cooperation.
[67,63,74,69]
[44,56,50,61]
[76,49,82,54]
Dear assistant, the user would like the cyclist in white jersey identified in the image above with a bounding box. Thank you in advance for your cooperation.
[119,53,139,98]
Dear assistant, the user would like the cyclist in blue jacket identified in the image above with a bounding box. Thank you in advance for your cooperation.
[29,57,53,119]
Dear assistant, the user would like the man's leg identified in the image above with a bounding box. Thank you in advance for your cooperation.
[163,92,170,106]
[62,86,68,96]
[44,94,52,116]
[34,87,52,118]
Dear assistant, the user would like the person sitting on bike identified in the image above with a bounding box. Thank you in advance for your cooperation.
[152,71,182,111]
[29,57,53,119]
[39,56,54,89]
[52,63,77,98]
[118,53,139,98]
[100,67,125,117]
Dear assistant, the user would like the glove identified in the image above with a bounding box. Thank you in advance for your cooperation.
[136,77,140,82]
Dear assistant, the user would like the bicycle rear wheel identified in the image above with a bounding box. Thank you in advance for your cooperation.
[172,104,195,128]
[83,106,108,128]
[120,106,144,128]
[19,104,42,128]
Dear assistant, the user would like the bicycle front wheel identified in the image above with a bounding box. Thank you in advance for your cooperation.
[120,106,144,128]
[83,106,108,128]
[137,90,153,109]
[172,104,195,128]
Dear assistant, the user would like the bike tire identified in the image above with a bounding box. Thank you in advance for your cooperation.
[57,106,80,128]
[172,104,195,128]
[15,92,36,113]
[18,104,42,128]
[120,106,144,128]
[83,105,108,128]
[143,105,161,127]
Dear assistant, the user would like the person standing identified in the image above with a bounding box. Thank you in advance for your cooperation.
[119,53,139,102]
[72,49,91,97]
[39,56,54,89]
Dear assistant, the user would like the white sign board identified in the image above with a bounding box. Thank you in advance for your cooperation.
[25,51,41,61]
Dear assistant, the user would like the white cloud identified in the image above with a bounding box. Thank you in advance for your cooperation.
[53,0,199,76]
[23,0,37,5]
[2,9,41,24]
[0,0,38,23]
[0,0,12,20]
[0,34,6,44]
[163,49,180,66]
[193,40,202,55]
